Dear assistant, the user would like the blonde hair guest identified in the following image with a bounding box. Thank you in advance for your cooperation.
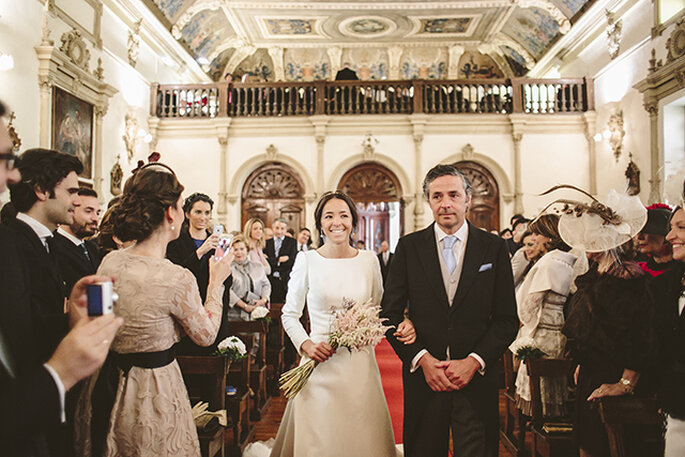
[243,217,271,275]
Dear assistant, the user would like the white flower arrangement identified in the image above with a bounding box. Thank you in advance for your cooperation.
[214,336,247,360]
[279,297,392,400]
[250,306,270,322]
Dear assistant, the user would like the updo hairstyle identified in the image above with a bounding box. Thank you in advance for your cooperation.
[313,191,359,243]
[111,163,184,242]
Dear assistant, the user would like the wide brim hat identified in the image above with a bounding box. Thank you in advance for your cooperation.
[642,206,672,236]
[539,186,647,253]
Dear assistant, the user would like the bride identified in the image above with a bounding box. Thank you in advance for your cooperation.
[245,191,414,457]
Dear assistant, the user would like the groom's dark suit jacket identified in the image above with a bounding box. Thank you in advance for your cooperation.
[52,231,101,297]
[381,221,518,454]
[0,218,69,456]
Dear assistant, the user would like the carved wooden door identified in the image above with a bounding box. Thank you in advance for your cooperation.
[241,162,305,231]
[452,161,500,231]
[337,162,403,250]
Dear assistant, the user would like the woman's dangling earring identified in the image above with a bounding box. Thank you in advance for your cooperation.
[171,225,175,231]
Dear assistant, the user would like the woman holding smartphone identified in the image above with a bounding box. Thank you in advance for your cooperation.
[167,192,233,354]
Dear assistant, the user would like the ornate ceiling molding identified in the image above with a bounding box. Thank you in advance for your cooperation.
[514,0,570,33]
[171,0,224,39]
[223,1,512,10]
[491,33,535,69]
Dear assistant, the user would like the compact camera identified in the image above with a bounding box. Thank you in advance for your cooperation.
[87,281,118,316]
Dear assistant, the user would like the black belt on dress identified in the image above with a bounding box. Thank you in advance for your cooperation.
[113,348,176,377]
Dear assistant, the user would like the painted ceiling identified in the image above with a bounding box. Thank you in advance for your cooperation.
[146,0,594,81]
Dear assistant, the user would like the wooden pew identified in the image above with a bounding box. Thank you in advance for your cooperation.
[226,334,256,456]
[177,356,230,457]
[526,358,578,457]
[500,350,527,456]
[266,303,286,395]
[229,320,271,420]
[596,396,663,457]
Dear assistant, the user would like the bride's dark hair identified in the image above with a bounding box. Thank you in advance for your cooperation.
[313,191,359,243]
[111,163,184,242]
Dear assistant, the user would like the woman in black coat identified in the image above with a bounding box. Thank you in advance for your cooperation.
[167,193,233,354]
[647,204,685,457]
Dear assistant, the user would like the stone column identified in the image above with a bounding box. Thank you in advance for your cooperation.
[582,111,598,195]
[448,45,465,79]
[411,114,428,229]
[327,47,343,80]
[310,115,329,195]
[644,99,661,203]
[93,105,107,200]
[388,46,403,80]
[215,119,232,225]
[268,47,285,81]
[38,76,53,148]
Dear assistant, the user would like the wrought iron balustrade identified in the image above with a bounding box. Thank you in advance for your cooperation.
[150,77,593,119]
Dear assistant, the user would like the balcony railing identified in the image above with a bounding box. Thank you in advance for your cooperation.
[150,78,593,119]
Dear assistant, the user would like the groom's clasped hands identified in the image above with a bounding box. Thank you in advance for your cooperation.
[418,353,480,392]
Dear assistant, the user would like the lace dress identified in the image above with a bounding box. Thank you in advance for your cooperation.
[510,249,577,416]
[74,250,224,457]
[244,250,399,457]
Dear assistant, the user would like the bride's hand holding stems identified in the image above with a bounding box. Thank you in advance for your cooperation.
[301,340,336,363]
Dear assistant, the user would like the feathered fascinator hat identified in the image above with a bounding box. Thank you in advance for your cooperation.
[536,185,647,253]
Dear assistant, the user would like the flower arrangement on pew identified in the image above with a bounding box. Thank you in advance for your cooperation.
[214,336,247,361]
[250,305,272,324]
[279,297,392,399]
[512,337,548,361]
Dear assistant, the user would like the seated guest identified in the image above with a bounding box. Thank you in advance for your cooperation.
[510,214,577,416]
[637,203,677,276]
[647,195,685,457]
[243,217,271,275]
[227,234,270,321]
[561,190,652,457]
[53,187,102,295]
[75,163,233,457]
[166,192,233,354]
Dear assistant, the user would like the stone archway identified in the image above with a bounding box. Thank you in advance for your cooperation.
[453,161,500,232]
[337,162,404,251]
[241,162,305,231]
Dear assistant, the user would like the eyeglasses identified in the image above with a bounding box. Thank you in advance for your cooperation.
[0,152,17,170]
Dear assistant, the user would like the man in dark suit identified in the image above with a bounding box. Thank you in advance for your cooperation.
[377,240,393,284]
[264,217,298,303]
[334,63,359,81]
[381,163,518,457]
[53,187,102,295]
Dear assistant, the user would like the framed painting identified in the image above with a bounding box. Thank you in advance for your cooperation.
[52,86,94,180]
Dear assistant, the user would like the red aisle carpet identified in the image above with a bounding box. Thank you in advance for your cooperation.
[375,339,404,443]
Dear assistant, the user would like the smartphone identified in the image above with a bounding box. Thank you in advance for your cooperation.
[214,234,234,260]
[213,224,224,236]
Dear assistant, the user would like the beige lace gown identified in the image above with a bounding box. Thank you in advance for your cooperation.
[75,250,224,457]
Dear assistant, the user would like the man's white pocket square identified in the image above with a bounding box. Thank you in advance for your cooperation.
[478,263,493,272]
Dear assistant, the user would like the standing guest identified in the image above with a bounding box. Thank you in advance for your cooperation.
[94,204,133,257]
[286,227,295,238]
[507,217,529,255]
[562,189,652,457]
[356,239,365,250]
[377,240,393,284]
[265,218,297,303]
[648,200,685,457]
[243,217,271,275]
[511,231,541,292]
[381,163,518,457]
[637,203,677,276]
[296,227,312,252]
[53,188,102,295]
[166,192,233,354]
[75,163,233,457]
[0,146,121,457]
[499,228,513,239]
[510,214,577,416]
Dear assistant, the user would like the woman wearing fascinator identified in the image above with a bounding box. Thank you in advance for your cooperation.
[646,179,685,457]
[557,187,654,457]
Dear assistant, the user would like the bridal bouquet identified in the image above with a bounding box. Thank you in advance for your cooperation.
[214,336,247,361]
[279,297,392,400]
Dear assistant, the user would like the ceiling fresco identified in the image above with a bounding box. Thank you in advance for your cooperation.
[144,0,595,81]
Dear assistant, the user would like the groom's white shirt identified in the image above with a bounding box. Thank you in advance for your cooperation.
[409,221,486,374]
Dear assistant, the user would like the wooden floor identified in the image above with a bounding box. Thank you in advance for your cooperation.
[244,391,517,456]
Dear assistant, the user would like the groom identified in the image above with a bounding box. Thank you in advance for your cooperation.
[381,163,518,457]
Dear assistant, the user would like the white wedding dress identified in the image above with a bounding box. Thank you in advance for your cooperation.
[244,250,400,457]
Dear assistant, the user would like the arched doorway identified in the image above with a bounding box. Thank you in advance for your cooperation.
[241,162,306,231]
[337,162,404,251]
[452,161,500,231]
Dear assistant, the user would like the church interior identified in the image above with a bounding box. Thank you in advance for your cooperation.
[1,0,684,456]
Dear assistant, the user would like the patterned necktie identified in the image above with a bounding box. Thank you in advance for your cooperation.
[80,242,91,262]
[442,235,457,275]
[275,237,283,256]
